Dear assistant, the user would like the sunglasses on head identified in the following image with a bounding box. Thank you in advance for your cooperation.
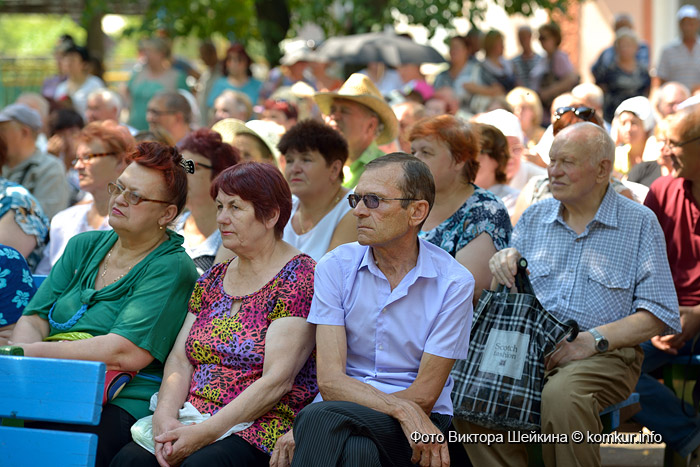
[554,106,596,121]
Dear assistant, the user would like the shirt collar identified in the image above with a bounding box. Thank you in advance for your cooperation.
[359,238,438,280]
[351,142,382,169]
[546,183,618,228]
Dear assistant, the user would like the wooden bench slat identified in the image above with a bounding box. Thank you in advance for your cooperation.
[0,356,105,425]
[0,426,97,467]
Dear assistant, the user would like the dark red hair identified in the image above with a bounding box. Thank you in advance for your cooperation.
[263,99,298,120]
[180,128,240,180]
[409,115,481,183]
[78,121,136,163]
[222,43,252,77]
[210,162,291,239]
[127,142,188,216]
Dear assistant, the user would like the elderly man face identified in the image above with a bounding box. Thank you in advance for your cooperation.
[658,84,689,118]
[324,98,377,150]
[661,118,700,180]
[213,95,249,123]
[146,96,180,135]
[548,124,610,204]
[86,94,119,123]
[352,164,415,247]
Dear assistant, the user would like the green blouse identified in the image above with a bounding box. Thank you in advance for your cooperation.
[24,229,199,419]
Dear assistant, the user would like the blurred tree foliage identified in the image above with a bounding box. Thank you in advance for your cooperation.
[104,0,574,64]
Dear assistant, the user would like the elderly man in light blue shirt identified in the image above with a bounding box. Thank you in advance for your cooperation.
[472,122,681,467]
[270,153,474,467]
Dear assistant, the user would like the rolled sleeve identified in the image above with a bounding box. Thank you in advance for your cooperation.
[307,252,346,326]
[423,274,474,359]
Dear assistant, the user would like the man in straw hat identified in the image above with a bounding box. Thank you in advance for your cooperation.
[315,73,399,188]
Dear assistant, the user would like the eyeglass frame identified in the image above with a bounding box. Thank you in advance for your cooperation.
[70,152,116,167]
[554,106,596,121]
[146,108,178,117]
[193,161,213,170]
[107,182,172,206]
[347,193,419,209]
[661,134,700,150]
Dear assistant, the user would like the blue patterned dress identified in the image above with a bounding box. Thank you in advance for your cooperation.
[0,178,50,270]
[0,245,37,326]
[419,185,512,256]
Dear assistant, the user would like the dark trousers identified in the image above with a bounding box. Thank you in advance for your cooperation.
[26,403,136,467]
[291,400,451,467]
[111,435,269,467]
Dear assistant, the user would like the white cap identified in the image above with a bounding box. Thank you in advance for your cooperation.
[614,96,655,132]
[678,4,699,20]
[474,109,525,143]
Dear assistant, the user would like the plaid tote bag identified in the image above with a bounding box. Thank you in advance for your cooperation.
[451,258,578,430]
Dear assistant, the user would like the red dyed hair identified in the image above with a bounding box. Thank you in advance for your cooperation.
[210,162,291,239]
[180,128,240,180]
[263,99,298,120]
[78,121,136,163]
[409,115,481,183]
[127,142,188,216]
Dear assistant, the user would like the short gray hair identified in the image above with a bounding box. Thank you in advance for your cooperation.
[153,91,192,124]
[88,88,123,114]
[555,122,614,166]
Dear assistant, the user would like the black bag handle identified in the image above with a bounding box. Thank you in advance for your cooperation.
[495,257,579,343]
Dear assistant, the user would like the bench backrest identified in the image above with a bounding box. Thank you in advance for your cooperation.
[0,356,105,467]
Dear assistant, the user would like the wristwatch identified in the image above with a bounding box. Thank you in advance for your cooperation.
[588,328,609,353]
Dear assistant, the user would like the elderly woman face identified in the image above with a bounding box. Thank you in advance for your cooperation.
[108,162,174,234]
[513,101,536,134]
[410,136,463,191]
[616,36,637,62]
[215,190,273,253]
[73,139,124,195]
[617,111,646,145]
[284,149,340,198]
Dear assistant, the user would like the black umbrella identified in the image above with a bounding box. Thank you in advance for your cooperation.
[315,32,446,67]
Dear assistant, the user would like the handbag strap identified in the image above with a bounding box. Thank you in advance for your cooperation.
[496,257,534,295]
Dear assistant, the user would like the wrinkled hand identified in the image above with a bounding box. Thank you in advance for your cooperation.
[270,429,295,467]
[397,401,450,467]
[488,248,522,289]
[545,332,596,371]
[154,423,212,467]
[152,413,186,467]
[651,306,700,354]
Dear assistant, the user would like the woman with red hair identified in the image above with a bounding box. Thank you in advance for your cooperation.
[36,121,135,274]
[207,44,263,110]
[410,115,511,302]
[11,142,199,466]
[112,162,317,467]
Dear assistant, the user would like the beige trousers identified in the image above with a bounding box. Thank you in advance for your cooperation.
[454,346,644,467]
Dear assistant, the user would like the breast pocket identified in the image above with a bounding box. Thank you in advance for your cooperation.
[526,262,551,293]
[585,267,633,321]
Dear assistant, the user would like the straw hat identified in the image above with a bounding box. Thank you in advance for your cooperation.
[314,73,398,145]
[212,118,284,159]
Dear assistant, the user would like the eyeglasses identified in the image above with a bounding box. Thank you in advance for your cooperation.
[107,182,172,206]
[554,106,596,121]
[662,134,700,150]
[347,193,418,209]
[194,161,213,170]
[70,152,116,166]
[146,108,176,117]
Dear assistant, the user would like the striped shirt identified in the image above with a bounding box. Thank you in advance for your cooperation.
[657,38,700,91]
[512,185,680,333]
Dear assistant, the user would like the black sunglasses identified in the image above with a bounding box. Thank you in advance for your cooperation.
[347,193,418,209]
[554,106,596,121]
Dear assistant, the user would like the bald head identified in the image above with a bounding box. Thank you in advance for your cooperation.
[553,122,615,166]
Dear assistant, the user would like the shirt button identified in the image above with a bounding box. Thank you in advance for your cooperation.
[382,308,387,313]
[378,344,384,350]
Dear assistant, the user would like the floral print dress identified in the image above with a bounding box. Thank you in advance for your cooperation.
[420,184,512,256]
[184,254,318,455]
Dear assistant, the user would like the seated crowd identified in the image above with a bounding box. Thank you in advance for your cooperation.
[2,8,700,466]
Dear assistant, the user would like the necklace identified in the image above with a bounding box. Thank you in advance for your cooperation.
[296,186,344,235]
[100,246,133,286]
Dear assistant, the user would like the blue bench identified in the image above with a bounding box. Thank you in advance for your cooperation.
[662,354,700,467]
[0,354,105,467]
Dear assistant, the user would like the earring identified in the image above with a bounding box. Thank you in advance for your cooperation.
[159,225,163,230]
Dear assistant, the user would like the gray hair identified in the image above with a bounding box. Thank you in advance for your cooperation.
[87,88,123,114]
[153,91,192,124]
[365,152,435,221]
[614,27,638,47]
[555,122,614,166]
[571,83,604,110]
[217,90,253,120]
